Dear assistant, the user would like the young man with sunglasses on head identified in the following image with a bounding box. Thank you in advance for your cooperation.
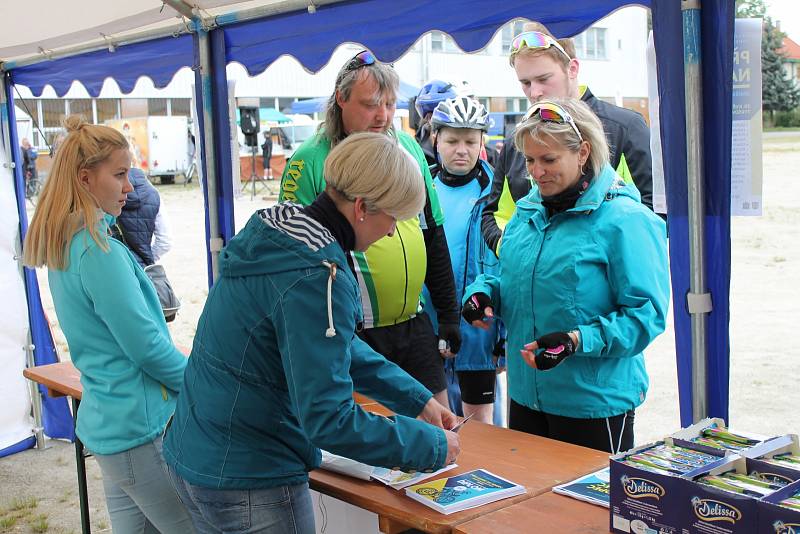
[279,50,460,408]
[481,22,654,255]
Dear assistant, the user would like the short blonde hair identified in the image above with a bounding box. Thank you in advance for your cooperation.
[513,97,609,177]
[324,132,424,221]
[510,21,575,68]
[23,115,128,270]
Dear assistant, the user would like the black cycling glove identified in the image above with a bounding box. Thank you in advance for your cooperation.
[438,322,462,355]
[533,332,577,371]
[461,293,493,324]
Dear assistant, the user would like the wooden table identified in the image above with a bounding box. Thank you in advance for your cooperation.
[452,492,610,533]
[25,362,611,534]
[310,414,609,533]
[23,362,90,534]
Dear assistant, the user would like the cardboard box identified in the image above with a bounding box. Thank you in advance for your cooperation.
[758,478,800,534]
[609,441,725,534]
[746,435,800,487]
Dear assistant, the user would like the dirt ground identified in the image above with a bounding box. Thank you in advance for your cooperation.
[1,134,798,533]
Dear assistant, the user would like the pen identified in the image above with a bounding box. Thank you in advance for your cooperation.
[451,413,475,433]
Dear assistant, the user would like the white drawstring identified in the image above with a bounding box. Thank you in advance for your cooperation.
[322,261,337,338]
[606,412,628,454]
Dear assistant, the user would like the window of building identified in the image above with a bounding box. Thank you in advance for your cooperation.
[121,99,148,118]
[429,31,461,54]
[504,97,529,113]
[171,98,192,117]
[148,98,169,116]
[67,99,92,122]
[574,28,608,60]
[501,20,528,54]
[477,97,491,112]
[40,99,68,148]
[277,97,295,113]
[96,99,120,123]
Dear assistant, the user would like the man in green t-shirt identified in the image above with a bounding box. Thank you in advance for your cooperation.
[280,50,459,407]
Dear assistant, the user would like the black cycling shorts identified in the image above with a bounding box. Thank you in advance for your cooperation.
[357,314,446,395]
[455,370,496,405]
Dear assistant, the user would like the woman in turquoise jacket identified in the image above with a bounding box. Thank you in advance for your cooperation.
[463,99,669,453]
[424,96,505,425]
[23,117,193,533]
[163,132,460,534]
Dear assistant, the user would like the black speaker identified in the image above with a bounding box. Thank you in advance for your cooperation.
[239,106,260,147]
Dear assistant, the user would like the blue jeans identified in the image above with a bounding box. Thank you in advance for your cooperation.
[167,467,315,534]
[91,436,195,533]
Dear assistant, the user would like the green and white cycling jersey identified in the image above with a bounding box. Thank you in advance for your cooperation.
[280,129,445,328]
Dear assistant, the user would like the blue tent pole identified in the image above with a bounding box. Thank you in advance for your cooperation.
[1,71,75,444]
[196,24,225,284]
[682,0,712,422]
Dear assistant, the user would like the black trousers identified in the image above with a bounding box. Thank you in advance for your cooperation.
[509,399,635,454]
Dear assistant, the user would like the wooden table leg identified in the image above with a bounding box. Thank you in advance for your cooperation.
[72,399,91,534]
[378,515,415,534]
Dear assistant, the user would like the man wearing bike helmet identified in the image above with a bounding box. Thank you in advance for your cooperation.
[279,51,460,408]
[481,21,654,255]
[425,96,506,425]
[414,80,458,166]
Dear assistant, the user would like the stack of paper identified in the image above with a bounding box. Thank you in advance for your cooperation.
[404,469,526,514]
[552,467,610,507]
[319,451,456,489]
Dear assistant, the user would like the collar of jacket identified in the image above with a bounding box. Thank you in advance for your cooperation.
[516,163,627,221]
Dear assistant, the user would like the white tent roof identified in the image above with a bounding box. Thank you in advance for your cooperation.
[0,1,332,64]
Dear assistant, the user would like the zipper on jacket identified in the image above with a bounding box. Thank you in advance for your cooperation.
[397,226,410,321]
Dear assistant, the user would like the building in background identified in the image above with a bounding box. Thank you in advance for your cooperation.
[779,35,800,83]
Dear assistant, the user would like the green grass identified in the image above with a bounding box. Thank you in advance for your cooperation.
[8,497,37,511]
[0,516,17,529]
[764,127,800,132]
[29,514,49,533]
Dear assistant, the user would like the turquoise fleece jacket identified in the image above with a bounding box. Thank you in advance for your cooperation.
[48,214,187,455]
[163,205,448,489]
[465,165,669,419]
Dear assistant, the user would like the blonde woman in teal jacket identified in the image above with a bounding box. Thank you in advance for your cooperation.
[24,116,193,533]
[463,99,669,454]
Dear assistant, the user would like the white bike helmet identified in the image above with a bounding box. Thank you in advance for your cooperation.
[430,96,490,133]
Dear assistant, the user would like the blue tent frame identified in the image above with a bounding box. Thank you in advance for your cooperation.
[3,0,733,455]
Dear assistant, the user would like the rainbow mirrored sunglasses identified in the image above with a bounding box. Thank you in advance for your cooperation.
[510,31,571,61]
[337,50,377,83]
[524,101,584,141]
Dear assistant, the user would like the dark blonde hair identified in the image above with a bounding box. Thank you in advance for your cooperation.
[510,21,576,68]
[513,97,609,177]
[323,60,399,147]
[324,132,424,221]
[23,116,128,270]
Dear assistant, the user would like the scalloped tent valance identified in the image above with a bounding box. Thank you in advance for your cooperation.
[8,0,639,97]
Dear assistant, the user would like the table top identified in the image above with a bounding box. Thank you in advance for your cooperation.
[452,492,610,534]
[309,417,609,534]
[25,362,610,533]
[23,361,82,399]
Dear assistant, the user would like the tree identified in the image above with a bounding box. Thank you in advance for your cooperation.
[736,0,800,122]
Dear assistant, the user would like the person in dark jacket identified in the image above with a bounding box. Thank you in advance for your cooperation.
[481,21,654,255]
[164,132,461,534]
[110,167,172,267]
[261,130,273,180]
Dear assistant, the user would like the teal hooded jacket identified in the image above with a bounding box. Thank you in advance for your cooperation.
[465,164,669,419]
[163,205,448,489]
[48,214,187,455]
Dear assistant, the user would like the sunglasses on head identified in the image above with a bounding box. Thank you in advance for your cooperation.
[510,31,571,61]
[524,101,583,141]
[337,50,377,82]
